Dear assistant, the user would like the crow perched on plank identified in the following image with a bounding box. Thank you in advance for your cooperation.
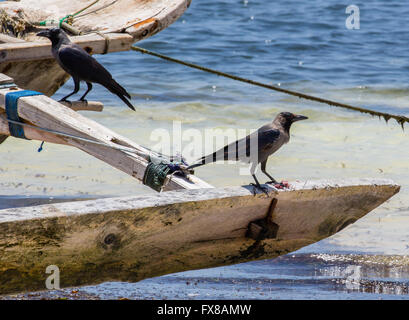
[188,112,308,190]
[37,28,135,111]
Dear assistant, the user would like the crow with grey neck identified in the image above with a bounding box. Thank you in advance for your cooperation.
[37,28,135,111]
[188,112,308,190]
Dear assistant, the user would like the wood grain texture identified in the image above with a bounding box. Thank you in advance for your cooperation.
[60,100,103,112]
[0,73,14,84]
[0,59,70,96]
[0,34,26,44]
[0,86,213,191]
[0,33,134,64]
[0,0,191,95]
[0,0,191,39]
[0,179,400,294]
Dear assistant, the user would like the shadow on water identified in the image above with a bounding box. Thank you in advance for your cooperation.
[0,195,98,210]
[2,254,409,300]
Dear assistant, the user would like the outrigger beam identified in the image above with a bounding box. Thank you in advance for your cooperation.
[0,73,213,191]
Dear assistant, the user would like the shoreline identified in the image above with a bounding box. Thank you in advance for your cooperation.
[1,253,408,300]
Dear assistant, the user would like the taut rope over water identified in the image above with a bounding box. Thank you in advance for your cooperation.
[131,46,409,129]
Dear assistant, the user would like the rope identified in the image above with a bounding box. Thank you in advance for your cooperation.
[131,46,409,129]
[35,0,100,28]
[0,102,183,165]
[143,162,171,192]
[4,118,148,155]
[94,31,110,54]
[5,90,43,139]
[2,117,190,190]
[72,0,101,17]
[143,154,189,192]
[75,0,119,19]
[58,0,100,27]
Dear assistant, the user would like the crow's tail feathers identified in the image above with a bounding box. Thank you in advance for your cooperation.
[109,79,131,99]
[116,93,135,111]
[187,156,207,170]
[106,79,135,111]
[187,163,203,170]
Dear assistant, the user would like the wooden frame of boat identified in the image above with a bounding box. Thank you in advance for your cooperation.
[0,179,400,294]
[0,1,402,294]
[0,73,211,191]
[0,0,192,95]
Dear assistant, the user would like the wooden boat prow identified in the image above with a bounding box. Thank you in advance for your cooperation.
[0,0,191,95]
[0,178,399,294]
[0,0,191,40]
[272,178,399,240]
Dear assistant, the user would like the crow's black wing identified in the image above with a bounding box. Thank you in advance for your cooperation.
[220,128,281,161]
[58,45,133,108]
[58,45,113,84]
[189,128,281,168]
[254,128,281,154]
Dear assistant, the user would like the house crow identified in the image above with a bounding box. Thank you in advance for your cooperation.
[188,112,308,190]
[37,28,135,111]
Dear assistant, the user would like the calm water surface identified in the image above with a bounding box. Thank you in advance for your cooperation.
[1,0,409,299]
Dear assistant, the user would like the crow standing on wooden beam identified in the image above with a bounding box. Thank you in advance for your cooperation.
[37,28,135,111]
[188,112,308,191]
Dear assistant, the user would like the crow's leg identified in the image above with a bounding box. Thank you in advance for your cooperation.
[260,160,277,184]
[251,174,262,188]
[249,163,269,195]
[60,77,80,102]
[261,160,289,189]
[250,174,270,196]
[79,82,93,102]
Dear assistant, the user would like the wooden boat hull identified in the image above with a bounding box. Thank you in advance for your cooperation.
[0,178,399,294]
[0,0,192,95]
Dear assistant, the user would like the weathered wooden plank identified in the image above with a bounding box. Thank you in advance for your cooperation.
[0,73,14,85]
[0,0,191,95]
[0,34,26,44]
[0,179,400,294]
[60,100,103,112]
[0,0,192,63]
[0,87,213,191]
[0,59,70,96]
[0,0,191,42]
[0,33,134,64]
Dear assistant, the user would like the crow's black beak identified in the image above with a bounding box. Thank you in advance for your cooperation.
[36,30,50,38]
[293,114,308,122]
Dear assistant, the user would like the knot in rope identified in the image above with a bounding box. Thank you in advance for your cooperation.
[60,15,74,26]
[143,154,191,192]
